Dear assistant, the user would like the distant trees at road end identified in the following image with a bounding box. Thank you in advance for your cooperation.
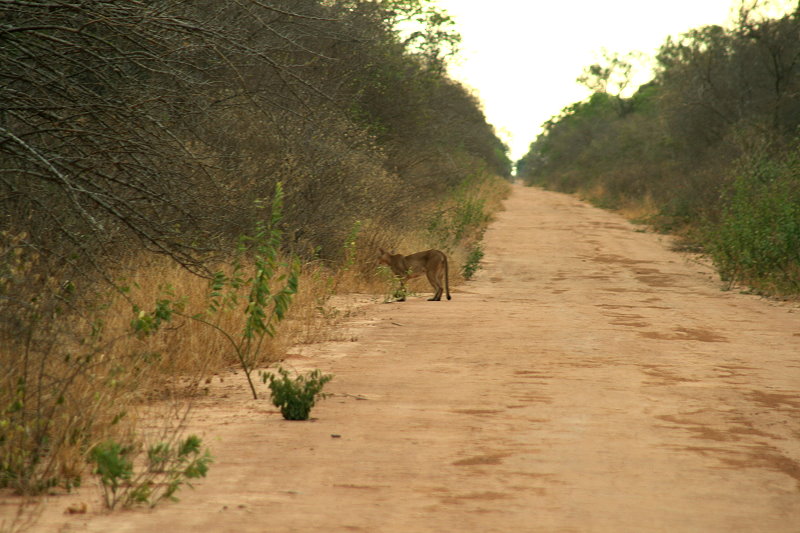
[517,3,800,297]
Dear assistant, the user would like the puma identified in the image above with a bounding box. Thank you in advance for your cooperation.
[378,248,451,302]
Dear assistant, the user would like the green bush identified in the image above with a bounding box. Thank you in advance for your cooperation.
[426,178,491,251]
[89,441,134,509]
[375,264,411,303]
[90,435,211,509]
[516,7,800,298]
[262,367,333,421]
[462,244,484,280]
[706,150,800,294]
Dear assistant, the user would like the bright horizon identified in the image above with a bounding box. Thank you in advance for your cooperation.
[434,0,794,162]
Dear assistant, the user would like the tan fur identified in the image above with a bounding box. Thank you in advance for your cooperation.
[378,248,451,301]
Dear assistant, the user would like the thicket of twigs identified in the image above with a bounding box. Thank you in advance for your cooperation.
[0,0,511,505]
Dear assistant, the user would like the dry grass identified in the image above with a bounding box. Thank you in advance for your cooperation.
[0,252,346,498]
[577,183,661,226]
[98,255,356,378]
[0,172,511,506]
[617,194,659,224]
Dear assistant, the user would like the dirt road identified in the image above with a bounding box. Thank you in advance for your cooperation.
[38,185,800,532]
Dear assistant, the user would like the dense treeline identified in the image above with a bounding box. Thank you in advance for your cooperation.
[517,4,799,296]
[0,0,510,500]
[1,0,510,278]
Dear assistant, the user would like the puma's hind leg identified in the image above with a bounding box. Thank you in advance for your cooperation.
[425,268,444,301]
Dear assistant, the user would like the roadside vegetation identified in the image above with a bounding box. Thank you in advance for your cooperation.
[516,2,799,297]
[0,0,510,518]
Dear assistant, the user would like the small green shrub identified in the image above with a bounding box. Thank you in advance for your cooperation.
[376,264,409,302]
[462,244,484,280]
[426,177,490,250]
[261,367,333,421]
[89,441,134,509]
[89,435,211,509]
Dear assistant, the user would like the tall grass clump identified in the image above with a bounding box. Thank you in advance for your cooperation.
[0,235,197,498]
[426,172,509,256]
[426,173,501,248]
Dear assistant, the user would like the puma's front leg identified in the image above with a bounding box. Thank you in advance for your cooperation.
[396,279,407,302]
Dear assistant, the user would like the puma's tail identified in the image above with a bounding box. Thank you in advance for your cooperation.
[445,254,451,300]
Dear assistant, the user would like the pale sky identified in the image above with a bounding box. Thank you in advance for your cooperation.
[432,0,785,161]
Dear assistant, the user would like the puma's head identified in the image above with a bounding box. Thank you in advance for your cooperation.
[378,247,393,266]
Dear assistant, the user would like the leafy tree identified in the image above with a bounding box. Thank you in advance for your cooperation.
[517,4,800,295]
[577,49,645,116]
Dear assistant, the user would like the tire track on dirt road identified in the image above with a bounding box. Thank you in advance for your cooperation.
[40,184,800,532]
